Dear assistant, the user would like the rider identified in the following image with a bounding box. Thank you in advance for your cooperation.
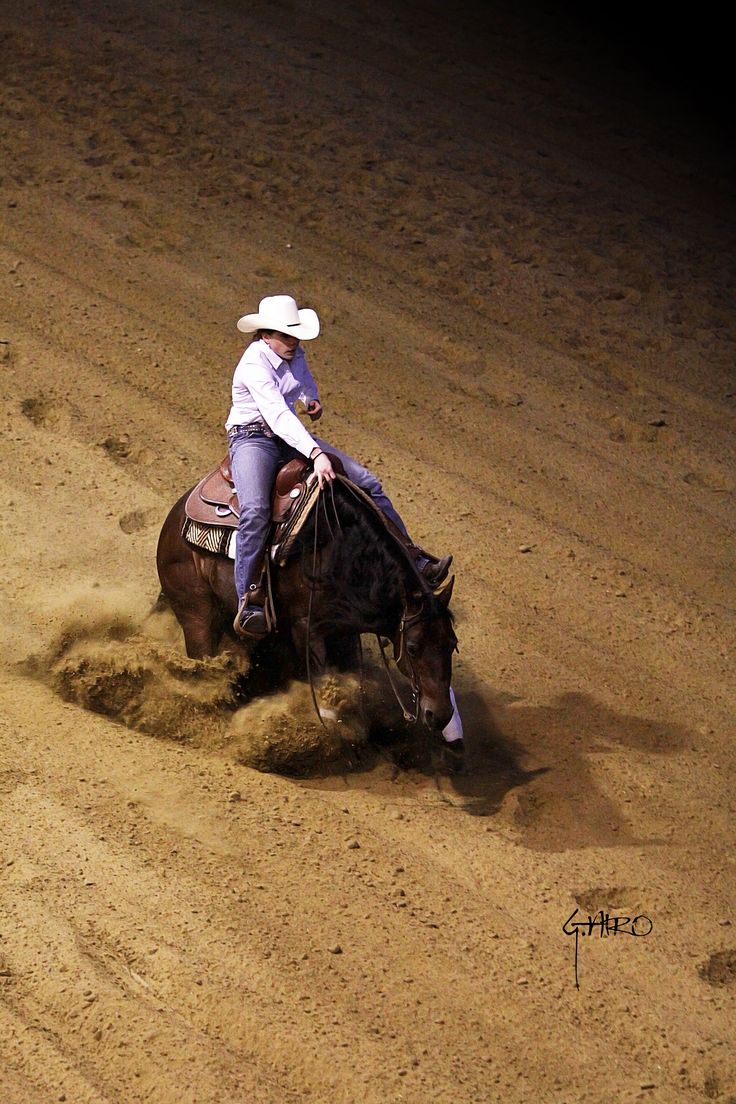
[226,294,452,638]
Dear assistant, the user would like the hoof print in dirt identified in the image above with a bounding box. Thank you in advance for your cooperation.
[119,508,159,534]
[698,949,736,987]
[100,434,133,461]
[20,396,48,425]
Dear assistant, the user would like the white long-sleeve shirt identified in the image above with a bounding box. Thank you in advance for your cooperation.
[225,339,320,457]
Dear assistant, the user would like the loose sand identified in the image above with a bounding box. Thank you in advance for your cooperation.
[1,1,734,1101]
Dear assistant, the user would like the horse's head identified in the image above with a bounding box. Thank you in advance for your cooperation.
[394,576,458,732]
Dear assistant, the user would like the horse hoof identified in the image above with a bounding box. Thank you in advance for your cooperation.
[441,738,465,774]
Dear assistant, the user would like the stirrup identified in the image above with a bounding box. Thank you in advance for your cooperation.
[233,597,268,638]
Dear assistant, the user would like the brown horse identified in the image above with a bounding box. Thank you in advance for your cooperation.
[156,474,458,733]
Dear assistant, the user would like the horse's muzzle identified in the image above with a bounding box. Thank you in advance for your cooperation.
[421,701,453,733]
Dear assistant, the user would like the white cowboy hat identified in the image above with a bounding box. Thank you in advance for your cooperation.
[236,294,320,339]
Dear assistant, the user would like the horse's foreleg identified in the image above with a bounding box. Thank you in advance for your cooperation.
[325,632,360,673]
[289,617,328,678]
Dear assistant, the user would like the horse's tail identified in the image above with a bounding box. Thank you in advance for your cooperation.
[150,589,170,615]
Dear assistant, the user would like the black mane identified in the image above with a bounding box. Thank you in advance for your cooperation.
[289,481,414,634]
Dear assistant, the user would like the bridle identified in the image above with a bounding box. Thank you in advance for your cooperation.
[375,601,434,724]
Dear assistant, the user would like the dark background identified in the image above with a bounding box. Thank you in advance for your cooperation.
[453,0,733,148]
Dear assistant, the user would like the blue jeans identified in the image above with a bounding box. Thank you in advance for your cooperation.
[228,430,409,600]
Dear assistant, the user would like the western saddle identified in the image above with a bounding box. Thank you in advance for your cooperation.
[183,454,344,564]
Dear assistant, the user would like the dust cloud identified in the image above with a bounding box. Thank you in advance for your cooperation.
[28,585,373,772]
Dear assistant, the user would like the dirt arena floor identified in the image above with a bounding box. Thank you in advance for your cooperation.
[1,1,734,1101]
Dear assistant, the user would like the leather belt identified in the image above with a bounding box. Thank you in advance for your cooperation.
[227,420,276,440]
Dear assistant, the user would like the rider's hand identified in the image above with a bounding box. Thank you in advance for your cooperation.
[306,400,323,421]
[312,450,335,489]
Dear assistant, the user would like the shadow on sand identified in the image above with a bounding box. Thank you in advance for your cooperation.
[301,683,695,852]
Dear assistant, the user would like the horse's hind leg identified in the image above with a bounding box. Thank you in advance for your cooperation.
[161,559,224,658]
[170,599,223,659]
[157,495,229,659]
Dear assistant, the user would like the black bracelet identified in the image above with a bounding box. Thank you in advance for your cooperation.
[311,449,323,460]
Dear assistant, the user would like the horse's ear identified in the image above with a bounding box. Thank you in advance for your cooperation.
[435,575,455,606]
[408,588,425,607]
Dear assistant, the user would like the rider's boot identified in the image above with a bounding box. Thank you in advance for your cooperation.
[233,576,269,639]
[414,549,453,589]
[382,518,452,588]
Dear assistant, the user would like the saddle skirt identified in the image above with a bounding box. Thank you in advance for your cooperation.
[182,455,342,564]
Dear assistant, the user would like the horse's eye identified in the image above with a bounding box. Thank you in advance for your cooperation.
[407,641,420,658]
